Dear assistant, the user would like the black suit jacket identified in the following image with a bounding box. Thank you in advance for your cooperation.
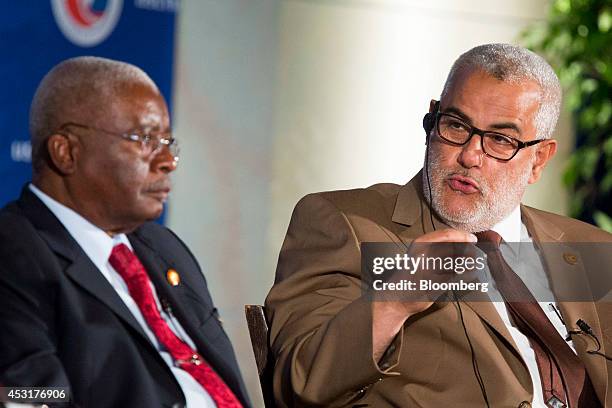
[0,186,251,408]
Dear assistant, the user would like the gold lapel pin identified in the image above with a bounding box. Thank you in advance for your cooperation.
[166,268,181,286]
[563,253,578,265]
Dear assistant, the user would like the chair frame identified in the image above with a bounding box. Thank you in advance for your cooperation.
[244,305,275,407]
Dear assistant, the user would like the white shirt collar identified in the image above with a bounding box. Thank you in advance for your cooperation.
[489,205,522,244]
[28,184,132,281]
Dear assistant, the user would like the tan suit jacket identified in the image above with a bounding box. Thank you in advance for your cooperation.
[265,172,612,407]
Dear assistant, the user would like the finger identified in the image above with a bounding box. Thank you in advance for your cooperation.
[414,228,477,243]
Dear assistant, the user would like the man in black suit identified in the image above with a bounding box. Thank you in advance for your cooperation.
[0,57,251,408]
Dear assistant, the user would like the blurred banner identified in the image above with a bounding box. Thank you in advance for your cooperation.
[0,0,177,208]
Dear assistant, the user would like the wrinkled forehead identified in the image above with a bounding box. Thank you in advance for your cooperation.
[442,68,542,113]
[101,81,170,130]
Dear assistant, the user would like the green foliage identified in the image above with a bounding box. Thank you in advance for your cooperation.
[523,0,612,229]
[594,211,612,232]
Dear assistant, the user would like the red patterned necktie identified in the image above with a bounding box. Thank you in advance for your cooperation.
[476,231,599,408]
[109,243,242,408]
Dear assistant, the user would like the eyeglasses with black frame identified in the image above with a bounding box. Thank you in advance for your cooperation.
[432,101,544,161]
[58,122,180,161]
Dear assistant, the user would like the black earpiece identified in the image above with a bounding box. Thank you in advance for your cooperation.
[423,101,440,145]
[423,112,434,139]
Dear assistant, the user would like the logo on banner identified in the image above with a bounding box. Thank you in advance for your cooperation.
[51,0,124,47]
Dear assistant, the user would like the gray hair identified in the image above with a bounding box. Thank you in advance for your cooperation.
[441,43,562,139]
[29,56,158,173]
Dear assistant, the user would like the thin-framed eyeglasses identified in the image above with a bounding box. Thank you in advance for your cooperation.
[434,108,544,161]
[58,122,180,161]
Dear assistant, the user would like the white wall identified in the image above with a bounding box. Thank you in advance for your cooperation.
[170,1,570,406]
[169,1,279,403]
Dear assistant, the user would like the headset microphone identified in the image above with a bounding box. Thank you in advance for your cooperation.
[422,113,434,143]
[422,100,439,145]
[423,100,490,407]
[423,100,440,230]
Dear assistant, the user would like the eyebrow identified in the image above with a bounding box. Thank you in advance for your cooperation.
[130,125,171,134]
[442,106,522,134]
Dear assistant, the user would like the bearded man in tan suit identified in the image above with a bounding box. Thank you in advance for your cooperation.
[265,43,612,408]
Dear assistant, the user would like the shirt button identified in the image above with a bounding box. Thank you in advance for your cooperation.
[518,401,531,408]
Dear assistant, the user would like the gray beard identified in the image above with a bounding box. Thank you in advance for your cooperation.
[422,149,532,233]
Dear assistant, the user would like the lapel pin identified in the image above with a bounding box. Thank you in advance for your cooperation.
[166,268,181,286]
[563,253,578,265]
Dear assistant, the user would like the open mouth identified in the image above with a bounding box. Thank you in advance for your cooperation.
[447,175,479,194]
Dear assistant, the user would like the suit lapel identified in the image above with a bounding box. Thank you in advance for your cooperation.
[128,235,203,331]
[62,253,151,342]
[18,186,151,343]
[391,171,450,234]
[522,206,609,403]
[128,232,243,399]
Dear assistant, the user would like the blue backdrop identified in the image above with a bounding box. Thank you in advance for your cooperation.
[0,0,177,210]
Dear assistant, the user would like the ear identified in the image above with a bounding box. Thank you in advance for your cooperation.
[429,99,438,113]
[423,99,440,140]
[528,139,557,184]
[46,133,79,175]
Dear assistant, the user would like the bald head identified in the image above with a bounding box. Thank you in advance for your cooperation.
[29,56,159,174]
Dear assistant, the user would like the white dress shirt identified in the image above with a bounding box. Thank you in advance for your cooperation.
[487,205,575,408]
[29,184,216,408]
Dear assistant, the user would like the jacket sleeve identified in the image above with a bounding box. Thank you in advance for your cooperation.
[265,193,403,407]
[0,238,72,392]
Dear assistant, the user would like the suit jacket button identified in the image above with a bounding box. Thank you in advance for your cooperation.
[518,401,531,408]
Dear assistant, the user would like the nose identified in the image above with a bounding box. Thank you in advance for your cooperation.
[457,132,483,169]
[150,146,178,174]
